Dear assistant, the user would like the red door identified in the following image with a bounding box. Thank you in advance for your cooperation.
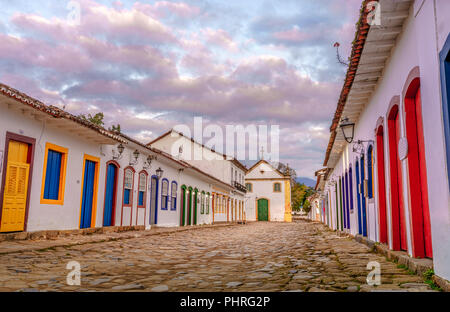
[388,106,407,251]
[405,85,433,258]
[376,126,388,244]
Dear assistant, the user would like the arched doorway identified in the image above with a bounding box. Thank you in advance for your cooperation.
[103,161,119,226]
[193,188,199,225]
[180,185,187,226]
[404,79,433,258]
[344,171,350,230]
[388,104,407,251]
[360,155,367,237]
[187,187,193,225]
[376,124,388,244]
[257,198,269,221]
[149,176,159,225]
[355,159,362,235]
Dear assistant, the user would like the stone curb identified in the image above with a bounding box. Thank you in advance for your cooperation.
[0,225,146,242]
[313,221,449,292]
[433,274,450,292]
[0,223,241,255]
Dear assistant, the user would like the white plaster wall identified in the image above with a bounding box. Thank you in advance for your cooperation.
[245,179,286,222]
[324,1,450,280]
[0,102,107,231]
[415,0,450,280]
[151,133,246,186]
[101,144,215,228]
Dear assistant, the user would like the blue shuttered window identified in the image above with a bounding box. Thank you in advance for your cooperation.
[123,169,133,206]
[124,189,130,205]
[138,191,144,206]
[161,179,169,210]
[171,182,177,211]
[368,146,374,199]
[44,150,62,200]
[138,173,146,207]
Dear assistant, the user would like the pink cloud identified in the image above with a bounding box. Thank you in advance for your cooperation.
[273,27,313,43]
[203,28,239,52]
[133,1,201,19]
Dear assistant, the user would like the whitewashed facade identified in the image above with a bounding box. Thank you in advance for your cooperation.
[149,130,247,223]
[0,84,237,233]
[245,160,292,222]
[316,0,450,284]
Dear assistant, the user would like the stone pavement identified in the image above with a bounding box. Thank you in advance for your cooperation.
[0,220,436,292]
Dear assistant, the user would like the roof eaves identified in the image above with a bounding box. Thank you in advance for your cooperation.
[323,0,375,167]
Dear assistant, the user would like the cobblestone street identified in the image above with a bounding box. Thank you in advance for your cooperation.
[0,220,435,292]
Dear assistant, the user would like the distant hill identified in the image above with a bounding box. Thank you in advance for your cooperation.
[295,177,316,188]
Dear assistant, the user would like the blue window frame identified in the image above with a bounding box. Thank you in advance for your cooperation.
[367,145,374,199]
[43,150,63,200]
[171,181,177,211]
[161,179,169,210]
[138,172,147,207]
[124,189,130,205]
[138,191,144,206]
[440,34,450,187]
[345,171,350,230]
[349,166,354,212]
[123,168,134,206]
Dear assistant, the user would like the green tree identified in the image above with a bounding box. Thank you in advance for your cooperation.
[303,200,311,214]
[277,162,297,185]
[291,182,306,211]
[78,112,105,126]
[109,124,121,133]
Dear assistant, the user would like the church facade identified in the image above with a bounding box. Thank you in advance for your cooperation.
[244,160,292,222]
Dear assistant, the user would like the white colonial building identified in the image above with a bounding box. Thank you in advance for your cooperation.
[314,0,450,288]
[244,160,292,222]
[148,129,248,223]
[0,83,242,233]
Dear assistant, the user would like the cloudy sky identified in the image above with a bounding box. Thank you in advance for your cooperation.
[0,0,362,178]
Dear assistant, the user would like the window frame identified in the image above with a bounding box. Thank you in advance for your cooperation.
[40,142,68,205]
[170,181,178,211]
[137,171,148,208]
[273,182,281,193]
[206,192,210,214]
[161,178,169,210]
[367,145,374,199]
[440,34,450,188]
[200,191,205,214]
[123,167,135,207]
[245,182,253,192]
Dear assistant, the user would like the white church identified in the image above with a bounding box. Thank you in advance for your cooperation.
[244,159,292,223]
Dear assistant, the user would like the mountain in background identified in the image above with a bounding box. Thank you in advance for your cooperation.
[295,177,316,188]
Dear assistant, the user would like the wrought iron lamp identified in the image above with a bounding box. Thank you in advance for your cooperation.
[340,117,355,144]
[156,167,164,179]
[129,149,140,166]
[112,143,125,160]
[143,155,155,170]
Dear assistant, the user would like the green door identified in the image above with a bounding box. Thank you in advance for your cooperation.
[257,199,269,221]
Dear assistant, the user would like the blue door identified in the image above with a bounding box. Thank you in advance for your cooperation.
[345,171,350,230]
[360,156,367,237]
[103,163,117,226]
[356,160,362,235]
[81,160,96,229]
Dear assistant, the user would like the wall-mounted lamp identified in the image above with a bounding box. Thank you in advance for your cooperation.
[129,149,140,166]
[143,155,155,170]
[112,143,125,160]
[156,167,164,179]
[352,140,374,156]
[340,117,355,144]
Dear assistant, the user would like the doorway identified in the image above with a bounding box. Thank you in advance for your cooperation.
[257,198,269,221]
